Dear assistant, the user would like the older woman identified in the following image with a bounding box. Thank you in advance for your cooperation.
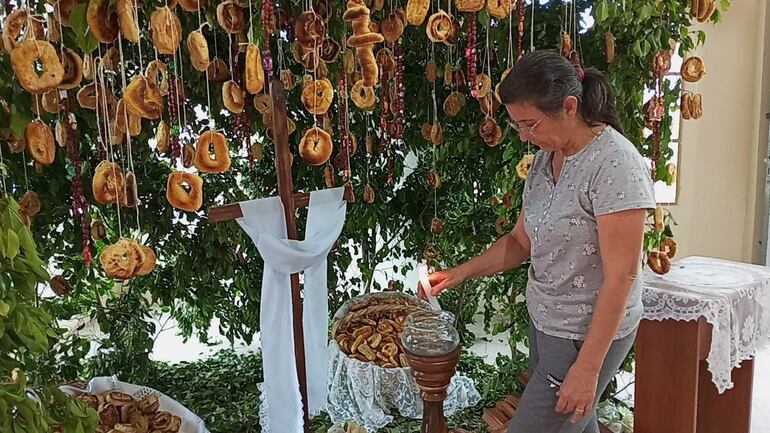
[420,50,656,433]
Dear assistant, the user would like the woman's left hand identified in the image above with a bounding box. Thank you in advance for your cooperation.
[554,361,600,423]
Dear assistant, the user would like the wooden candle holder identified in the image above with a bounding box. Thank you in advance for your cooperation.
[404,346,461,433]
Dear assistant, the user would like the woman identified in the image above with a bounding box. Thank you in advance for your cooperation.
[419,50,656,433]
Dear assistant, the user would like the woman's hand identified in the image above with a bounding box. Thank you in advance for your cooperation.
[554,361,599,423]
[417,267,465,300]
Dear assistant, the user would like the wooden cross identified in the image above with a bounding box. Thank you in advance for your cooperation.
[209,77,312,433]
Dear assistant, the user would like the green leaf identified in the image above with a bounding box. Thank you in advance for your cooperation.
[70,3,99,53]
[639,4,652,21]
[642,39,651,56]
[5,230,19,260]
[632,40,643,57]
[697,30,707,46]
[9,109,28,138]
[0,301,9,317]
[594,0,610,22]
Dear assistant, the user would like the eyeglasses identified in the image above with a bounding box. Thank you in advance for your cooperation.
[510,116,545,137]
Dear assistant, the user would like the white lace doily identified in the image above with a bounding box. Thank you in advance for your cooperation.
[325,341,481,432]
[59,376,210,433]
[642,256,770,393]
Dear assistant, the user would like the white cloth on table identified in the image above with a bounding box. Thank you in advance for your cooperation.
[236,187,347,432]
[642,255,770,393]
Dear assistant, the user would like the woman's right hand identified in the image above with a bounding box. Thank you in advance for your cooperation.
[417,267,466,300]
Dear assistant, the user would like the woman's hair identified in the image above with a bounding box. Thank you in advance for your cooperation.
[497,50,624,134]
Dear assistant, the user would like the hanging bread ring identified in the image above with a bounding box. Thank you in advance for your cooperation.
[93,161,127,205]
[42,91,60,114]
[659,238,678,259]
[145,60,170,96]
[479,94,501,116]
[351,80,376,109]
[681,56,705,82]
[76,83,98,110]
[136,244,157,275]
[423,243,440,260]
[455,0,484,12]
[381,13,405,43]
[11,40,64,94]
[216,0,245,33]
[265,118,297,141]
[54,0,77,27]
[19,190,41,217]
[58,47,83,90]
[516,153,535,179]
[178,0,206,12]
[301,78,334,115]
[25,120,56,165]
[280,70,297,90]
[487,0,512,18]
[117,0,140,43]
[426,11,453,43]
[150,7,182,55]
[647,250,671,275]
[473,74,492,98]
[82,53,95,80]
[479,118,502,147]
[253,93,272,114]
[430,122,444,145]
[245,44,265,94]
[2,8,44,53]
[295,11,325,46]
[406,0,430,25]
[443,91,466,117]
[319,38,342,63]
[87,0,119,43]
[222,80,245,114]
[100,239,143,279]
[166,171,203,212]
[299,127,333,166]
[690,93,702,119]
[207,57,230,82]
[194,130,231,173]
[376,48,396,75]
[155,121,170,154]
[420,123,433,141]
[188,30,210,72]
[124,75,164,119]
[114,99,142,137]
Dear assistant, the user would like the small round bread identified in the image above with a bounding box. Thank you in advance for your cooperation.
[376,47,396,74]
[455,0,484,12]
[351,80,376,109]
[245,44,265,94]
[216,0,245,33]
[487,0,513,19]
[42,90,60,114]
[406,0,430,25]
[150,7,182,55]
[11,40,64,94]
[301,78,334,115]
[479,117,502,147]
[93,161,127,205]
[59,47,83,90]
[194,130,231,173]
[25,120,56,165]
[319,38,342,63]
[100,239,143,280]
[647,250,671,275]
[136,245,156,275]
[156,120,170,154]
[2,8,44,53]
[207,57,230,82]
[124,75,164,119]
[166,171,203,212]
[187,30,210,72]
[299,127,333,166]
[19,190,41,217]
[473,73,492,98]
[87,0,119,43]
[117,0,140,43]
[178,0,206,11]
[381,13,405,43]
[681,56,705,82]
[426,11,453,43]
[222,80,245,114]
[145,60,170,96]
[77,83,98,110]
[253,93,272,114]
[659,238,677,259]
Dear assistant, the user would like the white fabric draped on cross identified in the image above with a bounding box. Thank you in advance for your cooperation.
[236,187,347,432]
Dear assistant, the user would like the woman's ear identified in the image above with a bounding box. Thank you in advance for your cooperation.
[563,95,579,119]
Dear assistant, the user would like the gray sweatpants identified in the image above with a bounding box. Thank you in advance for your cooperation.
[508,320,636,433]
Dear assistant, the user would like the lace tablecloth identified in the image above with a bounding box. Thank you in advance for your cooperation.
[642,256,770,393]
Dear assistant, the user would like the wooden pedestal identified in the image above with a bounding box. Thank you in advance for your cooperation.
[635,318,754,433]
[405,346,461,433]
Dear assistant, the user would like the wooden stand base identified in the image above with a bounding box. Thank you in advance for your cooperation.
[635,318,754,433]
[405,346,461,433]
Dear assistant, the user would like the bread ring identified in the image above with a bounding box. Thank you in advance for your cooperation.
[659,238,677,259]
[443,91,465,117]
[19,190,41,217]
[406,0,430,25]
[150,7,182,54]
[681,56,705,82]
[166,171,203,212]
[295,11,325,46]
[216,0,245,33]
[376,47,396,74]
[188,30,210,72]
[182,142,195,168]
[430,122,444,145]
[77,83,98,110]
[351,80,376,109]
[25,120,56,165]
[100,239,143,280]
[222,80,245,114]
[473,73,492,98]
[455,0,484,12]
[445,16,460,46]
[245,44,265,94]
[265,118,297,141]
[381,13,405,43]
[178,0,206,12]
[136,245,157,276]
[690,93,702,119]
[299,127,333,166]
[87,0,119,43]
[194,130,231,173]
[301,78,334,115]
[59,47,83,90]
[11,40,64,94]
[253,93,272,114]
[487,0,512,19]
[516,153,535,179]
[426,11,453,43]
[680,93,692,120]
[42,90,60,114]
[479,94,501,116]
[207,57,230,82]
[145,60,170,96]
[156,120,170,154]
[93,161,127,205]
[347,32,384,48]
[117,0,140,43]
[2,9,45,53]
[124,75,164,119]
[319,38,342,63]
[647,250,671,275]
[479,118,502,147]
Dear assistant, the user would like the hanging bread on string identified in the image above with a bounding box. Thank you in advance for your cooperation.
[194,131,231,173]
[188,30,211,72]
[25,120,56,165]
[87,0,119,43]
[150,6,182,55]
[117,0,140,43]
[11,40,64,94]
[344,0,384,87]
[245,44,265,94]
[167,171,203,212]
